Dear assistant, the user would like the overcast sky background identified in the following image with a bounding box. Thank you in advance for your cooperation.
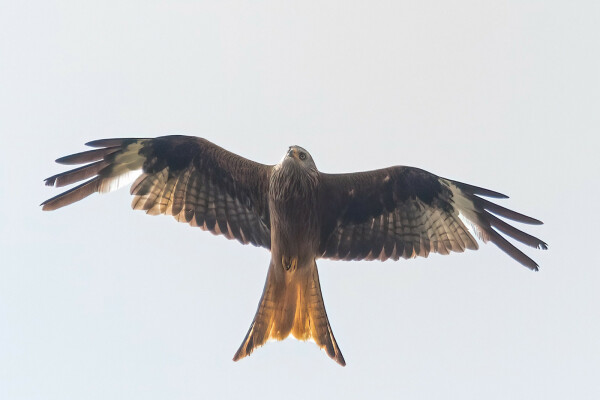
[1,1,598,399]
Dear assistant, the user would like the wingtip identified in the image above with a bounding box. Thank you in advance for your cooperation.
[84,140,102,147]
[450,180,509,199]
[55,155,70,164]
[489,191,509,200]
[39,201,52,211]
[55,155,78,165]
[524,259,540,272]
[85,138,133,148]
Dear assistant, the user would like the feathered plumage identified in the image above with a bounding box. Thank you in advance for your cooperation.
[43,135,547,366]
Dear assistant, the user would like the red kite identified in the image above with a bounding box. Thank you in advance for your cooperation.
[43,136,547,366]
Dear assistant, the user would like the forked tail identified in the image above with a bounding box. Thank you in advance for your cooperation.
[233,260,345,366]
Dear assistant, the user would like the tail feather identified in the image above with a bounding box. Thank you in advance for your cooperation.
[233,261,345,366]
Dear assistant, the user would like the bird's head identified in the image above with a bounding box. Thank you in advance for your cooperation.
[276,145,319,187]
[285,145,316,168]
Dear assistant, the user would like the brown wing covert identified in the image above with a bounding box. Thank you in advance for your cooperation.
[42,136,273,249]
[318,167,547,270]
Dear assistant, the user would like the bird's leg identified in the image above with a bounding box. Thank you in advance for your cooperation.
[281,255,298,271]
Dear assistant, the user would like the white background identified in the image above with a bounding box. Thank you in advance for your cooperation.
[1,1,598,399]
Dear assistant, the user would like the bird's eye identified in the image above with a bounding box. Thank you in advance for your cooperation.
[299,152,307,160]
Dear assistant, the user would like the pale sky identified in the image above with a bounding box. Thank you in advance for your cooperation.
[1,1,599,399]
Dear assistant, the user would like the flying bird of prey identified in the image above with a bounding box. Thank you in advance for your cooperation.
[42,135,547,366]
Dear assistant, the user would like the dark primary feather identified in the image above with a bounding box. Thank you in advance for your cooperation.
[453,181,547,269]
[449,179,509,199]
[42,136,273,248]
[471,195,542,225]
[318,167,547,270]
[45,160,110,187]
[55,146,121,165]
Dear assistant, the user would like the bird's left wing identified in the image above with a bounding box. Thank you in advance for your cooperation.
[42,135,273,248]
[317,167,547,270]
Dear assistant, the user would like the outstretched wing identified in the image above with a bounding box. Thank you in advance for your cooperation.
[42,135,273,248]
[317,167,547,270]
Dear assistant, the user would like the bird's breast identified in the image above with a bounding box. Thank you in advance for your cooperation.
[268,166,320,261]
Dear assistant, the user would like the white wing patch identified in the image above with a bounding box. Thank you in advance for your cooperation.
[98,142,145,193]
[444,179,488,244]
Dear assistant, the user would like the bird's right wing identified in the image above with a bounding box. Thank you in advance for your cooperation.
[42,135,273,249]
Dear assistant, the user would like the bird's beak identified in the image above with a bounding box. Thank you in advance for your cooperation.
[287,148,297,159]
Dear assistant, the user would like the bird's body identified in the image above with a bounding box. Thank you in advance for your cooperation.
[269,148,320,265]
[235,147,345,364]
[42,136,547,366]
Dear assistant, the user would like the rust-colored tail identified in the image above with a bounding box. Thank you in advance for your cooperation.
[233,260,345,366]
